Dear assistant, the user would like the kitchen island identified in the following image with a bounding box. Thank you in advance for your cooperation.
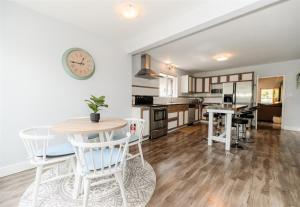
[206,104,247,152]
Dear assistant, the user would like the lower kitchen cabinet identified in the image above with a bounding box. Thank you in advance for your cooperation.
[178,111,184,126]
[195,108,199,121]
[184,110,188,124]
[168,120,177,130]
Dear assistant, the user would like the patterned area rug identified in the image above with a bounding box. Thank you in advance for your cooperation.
[19,158,156,207]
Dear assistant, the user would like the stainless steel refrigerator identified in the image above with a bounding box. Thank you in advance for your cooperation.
[222,81,253,105]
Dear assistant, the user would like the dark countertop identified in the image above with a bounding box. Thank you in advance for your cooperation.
[206,104,248,111]
[132,102,202,108]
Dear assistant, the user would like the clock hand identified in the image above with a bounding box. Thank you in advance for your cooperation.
[80,57,84,64]
[71,61,85,66]
[71,61,81,64]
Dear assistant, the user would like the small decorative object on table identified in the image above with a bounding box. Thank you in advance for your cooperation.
[85,95,108,122]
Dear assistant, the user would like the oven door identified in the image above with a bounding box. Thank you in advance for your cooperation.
[151,107,167,130]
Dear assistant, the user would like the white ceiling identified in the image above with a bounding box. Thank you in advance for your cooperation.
[146,0,300,72]
[11,0,262,47]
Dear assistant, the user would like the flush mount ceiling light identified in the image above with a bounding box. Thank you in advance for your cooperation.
[213,53,233,62]
[121,2,139,19]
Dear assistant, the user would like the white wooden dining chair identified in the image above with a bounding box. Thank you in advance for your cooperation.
[19,126,76,207]
[124,118,145,166]
[70,133,130,207]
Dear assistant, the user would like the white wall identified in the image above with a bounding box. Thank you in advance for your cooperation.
[0,1,131,176]
[0,1,4,169]
[194,59,300,131]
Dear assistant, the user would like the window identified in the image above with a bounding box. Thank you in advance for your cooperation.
[159,73,178,97]
[261,89,279,104]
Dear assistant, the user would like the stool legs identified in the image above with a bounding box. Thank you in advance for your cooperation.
[231,124,245,149]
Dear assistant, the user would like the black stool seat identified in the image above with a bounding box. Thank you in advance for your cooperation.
[232,118,248,125]
[240,113,254,119]
[241,110,252,115]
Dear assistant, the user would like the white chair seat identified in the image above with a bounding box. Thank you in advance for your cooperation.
[84,148,122,171]
[36,143,74,157]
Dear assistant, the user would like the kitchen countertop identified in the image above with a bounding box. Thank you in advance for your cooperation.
[132,102,202,107]
[206,104,248,111]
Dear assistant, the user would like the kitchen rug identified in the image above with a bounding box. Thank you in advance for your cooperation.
[19,157,156,207]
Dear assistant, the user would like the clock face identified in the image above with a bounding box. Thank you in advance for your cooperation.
[62,48,95,80]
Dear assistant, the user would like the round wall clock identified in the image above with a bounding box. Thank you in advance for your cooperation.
[62,48,95,80]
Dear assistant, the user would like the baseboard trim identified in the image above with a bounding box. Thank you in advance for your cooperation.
[0,161,34,178]
[282,126,300,132]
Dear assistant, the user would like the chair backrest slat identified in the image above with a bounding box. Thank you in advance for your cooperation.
[19,126,54,163]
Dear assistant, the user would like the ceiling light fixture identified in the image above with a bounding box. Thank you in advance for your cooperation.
[121,3,139,19]
[213,53,233,62]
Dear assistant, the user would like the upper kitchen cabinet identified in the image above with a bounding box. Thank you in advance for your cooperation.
[204,77,210,93]
[229,74,240,82]
[181,75,195,93]
[219,75,228,83]
[195,78,203,93]
[211,76,219,84]
[241,72,254,81]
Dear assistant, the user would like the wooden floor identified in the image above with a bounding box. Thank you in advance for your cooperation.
[0,123,299,207]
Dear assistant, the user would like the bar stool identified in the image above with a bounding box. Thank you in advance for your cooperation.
[231,117,248,149]
[240,106,258,128]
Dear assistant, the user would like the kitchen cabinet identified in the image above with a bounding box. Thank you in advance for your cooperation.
[229,74,239,82]
[188,76,195,93]
[195,108,199,121]
[195,78,203,93]
[181,75,195,93]
[181,75,189,93]
[241,73,253,81]
[204,77,210,93]
[220,75,228,83]
[178,111,184,126]
[168,120,177,130]
[184,110,189,124]
[142,109,150,137]
[211,77,219,84]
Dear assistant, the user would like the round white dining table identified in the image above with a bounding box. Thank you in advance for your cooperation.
[52,117,127,141]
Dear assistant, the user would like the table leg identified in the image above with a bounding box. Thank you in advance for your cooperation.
[208,112,214,146]
[72,133,85,198]
[225,113,232,151]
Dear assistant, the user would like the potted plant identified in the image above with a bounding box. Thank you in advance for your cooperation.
[85,95,108,122]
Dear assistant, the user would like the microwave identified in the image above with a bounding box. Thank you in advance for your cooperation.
[211,89,222,94]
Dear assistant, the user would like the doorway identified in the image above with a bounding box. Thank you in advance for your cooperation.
[256,76,284,129]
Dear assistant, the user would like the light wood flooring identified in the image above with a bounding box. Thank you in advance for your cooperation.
[0,123,299,207]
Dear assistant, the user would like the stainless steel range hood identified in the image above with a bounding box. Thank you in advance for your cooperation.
[135,54,160,79]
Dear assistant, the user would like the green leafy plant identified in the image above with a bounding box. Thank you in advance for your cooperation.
[85,95,108,113]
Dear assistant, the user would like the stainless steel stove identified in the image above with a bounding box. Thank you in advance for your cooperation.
[134,96,168,139]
